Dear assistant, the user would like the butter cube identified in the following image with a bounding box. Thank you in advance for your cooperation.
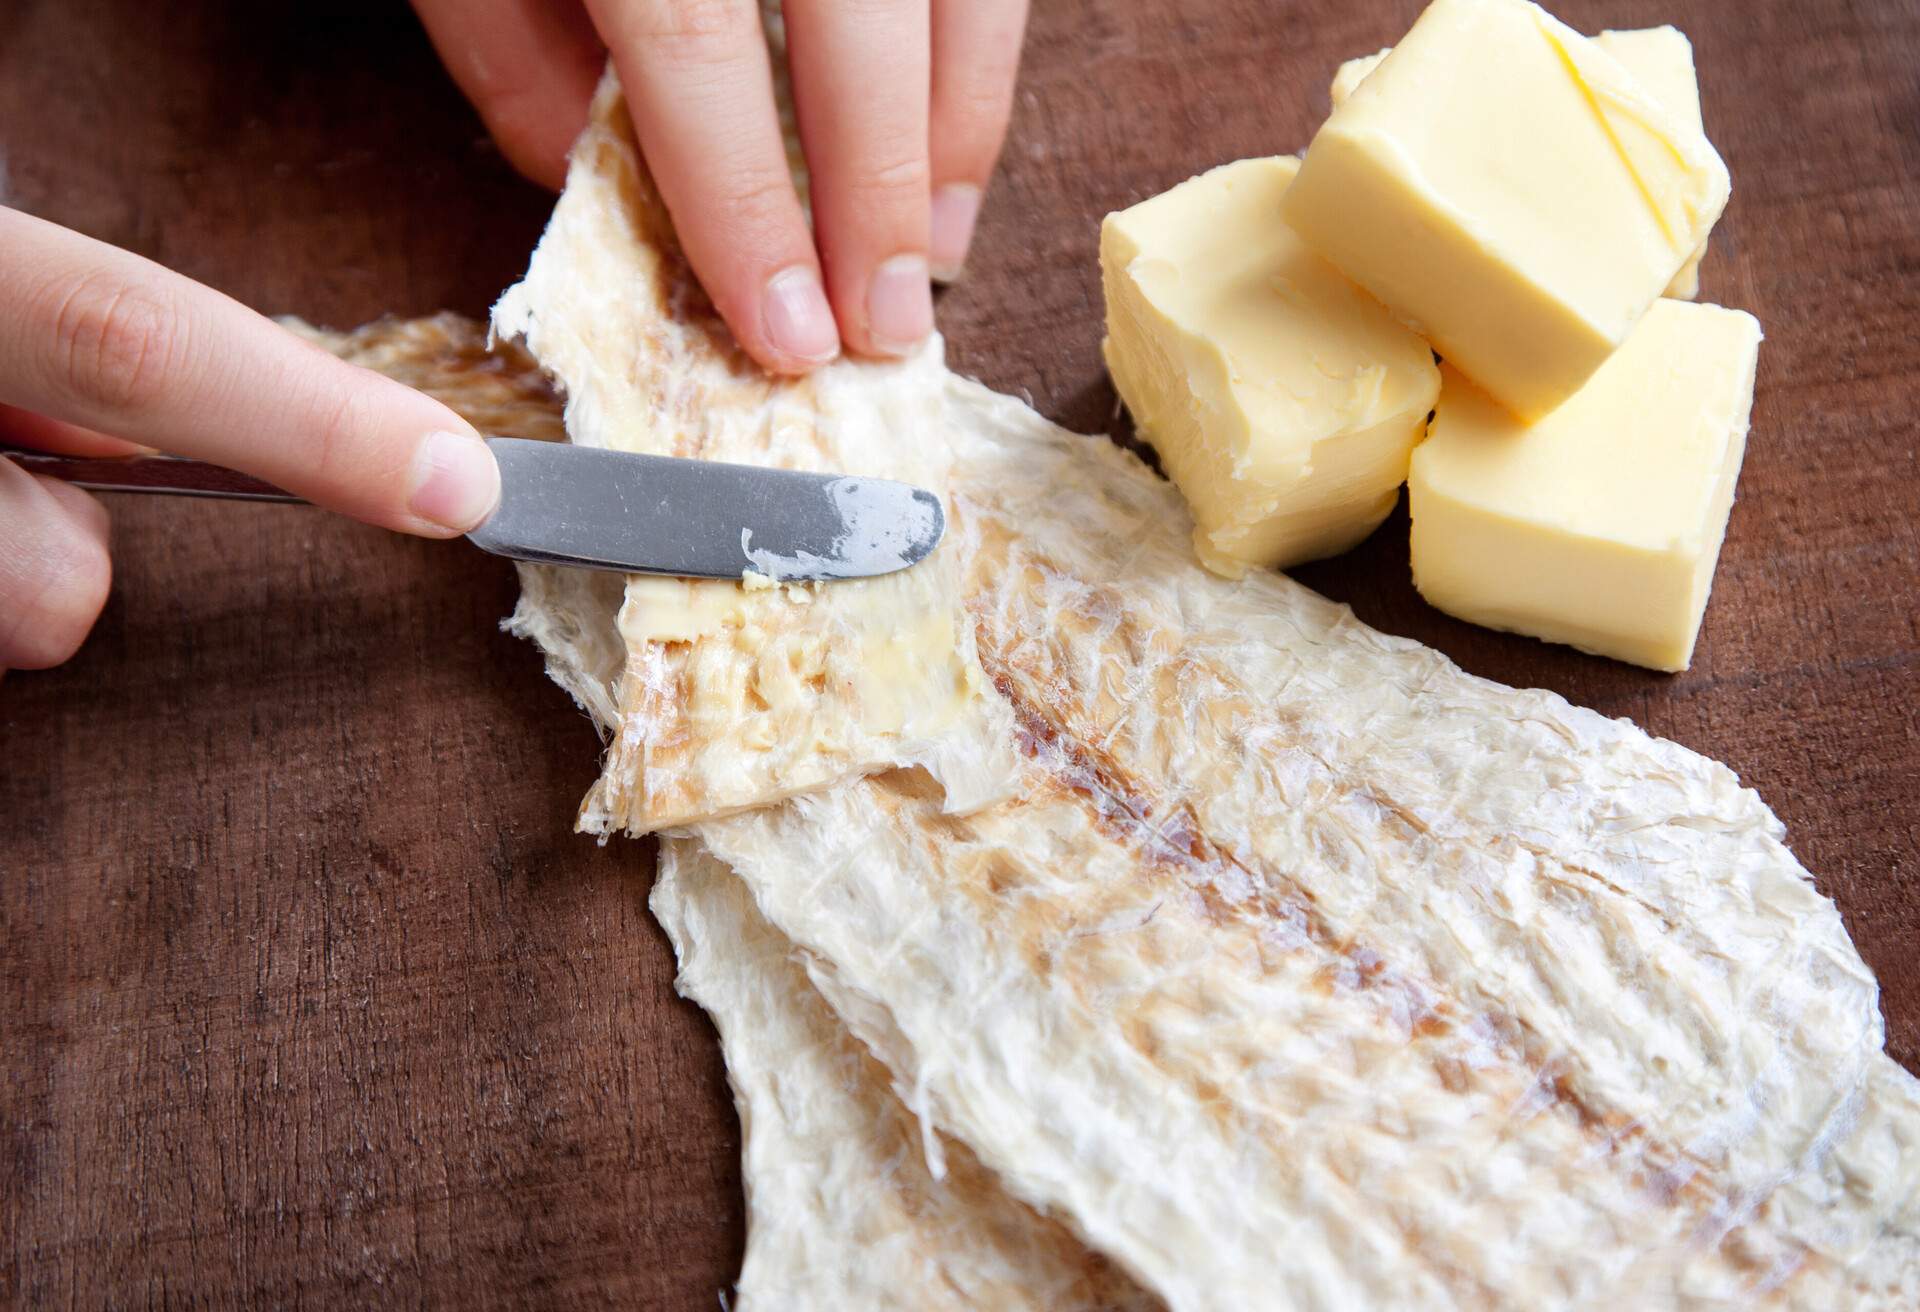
[1287,0,1731,420]
[1102,157,1441,577]
[1408,300,1762,671]
[1327,26,1712,302]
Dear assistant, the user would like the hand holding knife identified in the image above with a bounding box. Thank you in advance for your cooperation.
[0,209,944,675]
[6,439,946,583]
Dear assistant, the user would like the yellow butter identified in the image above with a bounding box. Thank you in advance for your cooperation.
[1329,26,1711,302]
[1408,299,1762,671]
[1101,156,1440,577]
[1595,28,1710,300]
[1328,49,1389,106]
[621,576,758,643]
[1287,0,1731,421]
[620,570,978,747]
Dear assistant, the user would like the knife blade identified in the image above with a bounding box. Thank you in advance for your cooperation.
[469,438,945,581]
[5,437,946,583]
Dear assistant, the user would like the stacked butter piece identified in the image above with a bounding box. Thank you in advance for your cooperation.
[1103,0,1761,671]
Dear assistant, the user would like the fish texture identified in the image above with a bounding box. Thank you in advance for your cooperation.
[654,839,1160,1311]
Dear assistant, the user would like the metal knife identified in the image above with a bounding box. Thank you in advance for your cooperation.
[6,437,945,583]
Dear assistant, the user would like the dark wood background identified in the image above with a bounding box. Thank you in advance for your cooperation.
[2,0,1914,1305]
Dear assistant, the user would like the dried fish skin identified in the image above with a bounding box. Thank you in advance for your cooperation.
[490,74,1016,836]
[654,838,1160,1312]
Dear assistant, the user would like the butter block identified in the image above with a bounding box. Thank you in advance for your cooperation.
[1327,26,1711,302]
[1287,0,1731,421]
[1101,157,1441,577]
[1408,299,1762,671]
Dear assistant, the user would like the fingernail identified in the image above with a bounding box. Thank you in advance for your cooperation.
[763,265,840,365]
[867,253,933,356]
[408,430,500,533]
[930,185,983,283]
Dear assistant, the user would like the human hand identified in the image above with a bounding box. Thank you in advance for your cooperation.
[0,208,502,672]
[412,0,1030,373]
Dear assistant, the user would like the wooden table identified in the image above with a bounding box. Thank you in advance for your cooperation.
[3,1,1914,1304]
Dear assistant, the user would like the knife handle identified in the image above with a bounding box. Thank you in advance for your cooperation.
[1,447,302,502]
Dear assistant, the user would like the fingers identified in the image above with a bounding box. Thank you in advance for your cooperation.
[412,0,605,190]
[0,208,499,538]
[0,457,112,670]
[783,0,933,356]
[928,0,1027,282]
[588,0,839,373]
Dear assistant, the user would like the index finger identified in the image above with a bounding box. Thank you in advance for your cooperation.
[585,0,840,373]
[784,0,934,358]
[0,208,500,537]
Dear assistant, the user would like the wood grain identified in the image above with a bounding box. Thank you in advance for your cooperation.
[2,0,1915,1305]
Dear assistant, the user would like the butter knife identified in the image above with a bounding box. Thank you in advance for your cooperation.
[6,437,946,583]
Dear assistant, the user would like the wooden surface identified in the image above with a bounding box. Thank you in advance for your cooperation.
[2,0,1915,1305]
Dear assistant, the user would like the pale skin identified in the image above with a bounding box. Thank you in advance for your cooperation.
[0,0,1029,674]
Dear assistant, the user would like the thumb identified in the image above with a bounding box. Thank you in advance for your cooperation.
[0,208,500,537]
